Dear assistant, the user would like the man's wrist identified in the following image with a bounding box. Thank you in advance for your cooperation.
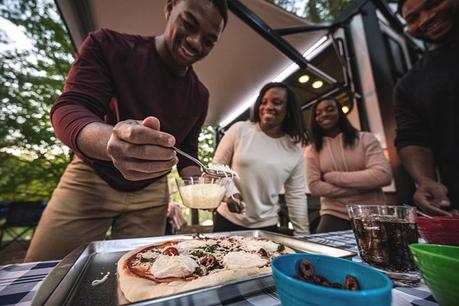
[415,176,436,187]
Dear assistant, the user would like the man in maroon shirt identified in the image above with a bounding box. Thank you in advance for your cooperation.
[25,0,228,261]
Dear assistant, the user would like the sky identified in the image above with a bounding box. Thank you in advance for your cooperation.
[0,16,32,52]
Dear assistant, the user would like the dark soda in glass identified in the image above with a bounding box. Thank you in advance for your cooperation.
[351,216,418,272]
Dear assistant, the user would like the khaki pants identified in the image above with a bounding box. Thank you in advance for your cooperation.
[25,157,168,262]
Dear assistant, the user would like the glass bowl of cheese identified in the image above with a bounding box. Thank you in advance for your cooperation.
[176,177,226,209]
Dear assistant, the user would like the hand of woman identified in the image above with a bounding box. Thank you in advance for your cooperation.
[227,193,245,214]
[167,202,186,231]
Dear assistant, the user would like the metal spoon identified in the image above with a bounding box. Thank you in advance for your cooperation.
[416,210,433,218]
[172,146,236,178]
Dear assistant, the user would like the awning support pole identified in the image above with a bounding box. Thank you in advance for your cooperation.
[228,0,337,85]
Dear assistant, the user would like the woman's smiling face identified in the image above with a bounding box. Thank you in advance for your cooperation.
[314,99,339,132]
[258,87,288,131]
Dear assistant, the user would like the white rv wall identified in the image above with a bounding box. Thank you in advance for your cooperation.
[349,15,396,192]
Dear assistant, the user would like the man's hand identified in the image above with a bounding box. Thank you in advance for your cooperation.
[106,116,178,181]
[414,178,452,216]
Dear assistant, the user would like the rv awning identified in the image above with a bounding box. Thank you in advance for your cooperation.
[56,0,329,126]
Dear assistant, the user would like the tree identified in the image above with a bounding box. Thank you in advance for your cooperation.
[0,0,219,203]
[269,0,354,23]
[198,125,217,167]
[0,0,74,201]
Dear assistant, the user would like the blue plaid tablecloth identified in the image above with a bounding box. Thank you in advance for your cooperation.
[0,231,438,306]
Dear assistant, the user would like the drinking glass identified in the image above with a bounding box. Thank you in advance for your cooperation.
[347,205,419,284]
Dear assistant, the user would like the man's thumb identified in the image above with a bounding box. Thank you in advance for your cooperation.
[142,116,160,130]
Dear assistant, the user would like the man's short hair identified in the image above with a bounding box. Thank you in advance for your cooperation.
[210,0,229,29]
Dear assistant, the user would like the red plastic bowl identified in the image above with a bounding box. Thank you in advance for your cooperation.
[416,216,459,246]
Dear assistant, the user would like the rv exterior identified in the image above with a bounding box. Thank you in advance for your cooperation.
[218,0,423,206]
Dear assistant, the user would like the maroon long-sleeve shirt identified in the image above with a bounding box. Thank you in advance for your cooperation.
[51,29,208,191]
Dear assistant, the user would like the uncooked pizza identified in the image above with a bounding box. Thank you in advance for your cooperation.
[117,235,295,302]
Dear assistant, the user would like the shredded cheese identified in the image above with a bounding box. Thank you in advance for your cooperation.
[208,163,238,177]
[91,272,110,286]
[179,183,225,209]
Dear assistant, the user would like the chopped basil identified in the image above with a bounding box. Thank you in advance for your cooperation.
[140,256,156,263]
[206,260,223,271]
[194,266,203,275]
[191,250,205,257]
[277,244,285,252]
[197,244,218,253]
[205,244,217,253]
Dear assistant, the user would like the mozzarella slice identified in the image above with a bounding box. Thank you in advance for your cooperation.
[151,254,198,278]
[176,239,218,253]
[222,251,268,270]
[240,239,280,253]
[177,240,208,253]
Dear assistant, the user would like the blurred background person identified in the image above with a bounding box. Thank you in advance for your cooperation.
[304,98,391,233]
[165,202,186,235]
[212,82,310,236]
[394,0,459,216]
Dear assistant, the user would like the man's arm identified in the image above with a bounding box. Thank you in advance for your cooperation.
[76,122,112,161]
[399,145,452,216]
[393,82,453,215]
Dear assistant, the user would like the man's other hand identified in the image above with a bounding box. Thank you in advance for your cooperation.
[414,179,452,216]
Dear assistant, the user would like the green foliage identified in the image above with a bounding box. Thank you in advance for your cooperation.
[268,0,354,23]
[198,125,216,167]
[0,0,218,208]
[0,0,73,201]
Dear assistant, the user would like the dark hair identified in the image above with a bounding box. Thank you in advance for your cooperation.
[209,0,229,29]
[397,0,407,15]
[309,98,358,152]
[250,82,309,146]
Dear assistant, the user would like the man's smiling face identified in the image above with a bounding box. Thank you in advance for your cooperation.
[403,0,456,43]
[163,0,224,69]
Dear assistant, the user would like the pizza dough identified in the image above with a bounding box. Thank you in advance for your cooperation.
[117,236,294,302]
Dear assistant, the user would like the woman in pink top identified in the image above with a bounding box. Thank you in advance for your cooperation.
[304,98,392,233]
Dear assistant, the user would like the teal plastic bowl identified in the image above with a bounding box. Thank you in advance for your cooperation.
[409,244,459,306]
[272,254,392,306]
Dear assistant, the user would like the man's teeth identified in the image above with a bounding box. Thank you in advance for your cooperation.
[182,46,196,57]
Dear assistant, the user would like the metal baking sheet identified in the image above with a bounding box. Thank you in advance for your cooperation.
[32,230,355,306]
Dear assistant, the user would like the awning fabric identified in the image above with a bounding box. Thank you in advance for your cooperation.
[56,0,328,126]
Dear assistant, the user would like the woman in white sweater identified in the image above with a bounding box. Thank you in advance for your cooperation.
[212,82,310,236]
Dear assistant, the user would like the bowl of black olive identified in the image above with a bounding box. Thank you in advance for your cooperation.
[272,253,392,306]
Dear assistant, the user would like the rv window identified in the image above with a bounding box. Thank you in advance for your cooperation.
[382,33,408,82]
